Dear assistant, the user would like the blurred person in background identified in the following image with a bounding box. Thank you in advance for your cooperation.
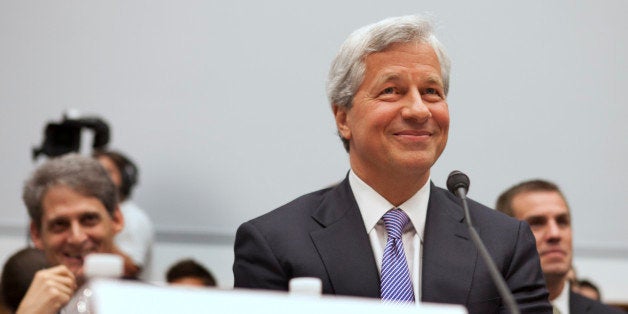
[166,258,216,287]
[94,150,154,280]
[572,279,601,301]
[496,179,624,314]
[1,247,50,313]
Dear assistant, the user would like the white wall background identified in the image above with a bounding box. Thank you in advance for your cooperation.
[1,0,626,303]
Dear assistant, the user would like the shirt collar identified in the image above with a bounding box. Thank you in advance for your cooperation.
[552,282,570,314]
[348,170,430,237]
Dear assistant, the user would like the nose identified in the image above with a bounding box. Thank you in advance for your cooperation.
[545,219,562,243]
[401,91,431,123]
[68,221,88,244]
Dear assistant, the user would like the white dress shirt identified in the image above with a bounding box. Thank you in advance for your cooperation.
[348,170,430,301]
[552,282,570,314]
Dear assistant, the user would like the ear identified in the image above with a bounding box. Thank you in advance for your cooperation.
[111,205,124,234]
[333,105,351,141]
[30,221,44,249]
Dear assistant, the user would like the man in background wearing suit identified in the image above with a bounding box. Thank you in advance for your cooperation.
[234,14,551,313]
[496,179,624,314]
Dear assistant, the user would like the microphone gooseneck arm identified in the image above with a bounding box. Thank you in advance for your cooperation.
[447,171,520,314]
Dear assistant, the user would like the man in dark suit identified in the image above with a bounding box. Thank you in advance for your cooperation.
[234,14,552,313]
[496,179,624,314]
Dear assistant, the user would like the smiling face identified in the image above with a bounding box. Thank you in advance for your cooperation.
[30,185,123,285]
[511,191,573,280]
[334,41,449,192]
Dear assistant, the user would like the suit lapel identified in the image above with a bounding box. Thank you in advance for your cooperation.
[310,178,381,298]
[570,290,592,314]
[422,184,477,305]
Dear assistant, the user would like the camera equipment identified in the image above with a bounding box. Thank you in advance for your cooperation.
[32,113,110,160]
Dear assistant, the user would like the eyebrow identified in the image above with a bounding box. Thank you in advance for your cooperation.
[525,215,546,222]
[556,213,571,220]
[47,216,68,223]
[370,71,444,90]
[524,213,571,221]
[424,74,444,87]
[374,72,403,86]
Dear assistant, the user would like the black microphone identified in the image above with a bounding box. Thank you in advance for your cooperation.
[446,171,520,314]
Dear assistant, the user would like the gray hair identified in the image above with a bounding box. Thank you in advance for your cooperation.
[326,15,451,151]
[327,14,450,108]
[23,153,118,229]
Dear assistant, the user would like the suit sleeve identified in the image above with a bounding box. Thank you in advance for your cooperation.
[233,221,289,291]
[504,221,552,314]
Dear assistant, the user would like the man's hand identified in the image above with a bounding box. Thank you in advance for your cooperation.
[16,265,77,314]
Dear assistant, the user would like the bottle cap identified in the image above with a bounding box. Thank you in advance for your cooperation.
[84,254,124,279]
[289,277,322,296]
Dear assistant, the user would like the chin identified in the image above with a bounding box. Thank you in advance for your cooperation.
[394,153,436,168]
[542,264,570,278]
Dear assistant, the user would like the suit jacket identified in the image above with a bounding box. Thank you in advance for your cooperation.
[570,290,625,314]
[233,177,552,314]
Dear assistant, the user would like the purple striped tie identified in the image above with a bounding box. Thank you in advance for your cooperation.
[380,208,415,303]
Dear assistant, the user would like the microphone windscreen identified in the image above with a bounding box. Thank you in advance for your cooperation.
[446,170,470,194]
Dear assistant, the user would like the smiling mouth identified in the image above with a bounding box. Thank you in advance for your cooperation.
[63,252,85,265]
[394,130,432,137]
[393,130,433,144]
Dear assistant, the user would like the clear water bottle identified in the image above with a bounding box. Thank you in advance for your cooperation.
[61,254,123,314]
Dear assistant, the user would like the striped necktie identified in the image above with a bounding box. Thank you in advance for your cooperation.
[380,208,415,303]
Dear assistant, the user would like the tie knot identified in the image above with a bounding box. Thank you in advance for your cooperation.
[382,209,410,239]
